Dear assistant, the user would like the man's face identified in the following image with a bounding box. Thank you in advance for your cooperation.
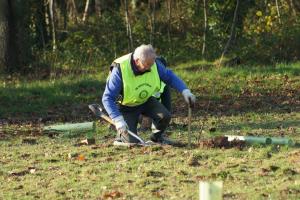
[135,58,154,72]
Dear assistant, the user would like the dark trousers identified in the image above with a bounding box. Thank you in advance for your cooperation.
[161,85,171,112]
[119,97,171,143]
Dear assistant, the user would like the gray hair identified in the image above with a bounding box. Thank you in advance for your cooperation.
[133,44,157,64]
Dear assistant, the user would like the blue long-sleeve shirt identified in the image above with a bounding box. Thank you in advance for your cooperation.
[102,58,188,120]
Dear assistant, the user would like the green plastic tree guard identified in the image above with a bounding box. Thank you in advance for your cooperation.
[270,137,294,146]
[225,135,272,145]
[226,135,294,146]
[43,122,95,135]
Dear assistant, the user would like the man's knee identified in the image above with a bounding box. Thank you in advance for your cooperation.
[164,111,171,124]
[156,111,171,130]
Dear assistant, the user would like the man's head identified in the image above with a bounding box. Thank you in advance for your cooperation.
[133,44,157,72]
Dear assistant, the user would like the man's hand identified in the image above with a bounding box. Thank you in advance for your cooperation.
[182,89,196,105]
[113,116,128,135]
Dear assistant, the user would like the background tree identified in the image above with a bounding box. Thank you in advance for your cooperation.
[67,0,78,24]
[0,0,9,72]
[0,0,33,73]
[94,0,101,17]
[82,0,90,23]
[123,0,133,51]
[49,0,57,51]
[201,0,208,59]
[219,0,240,66]
[148,0,156,45]
[1,0,300,75]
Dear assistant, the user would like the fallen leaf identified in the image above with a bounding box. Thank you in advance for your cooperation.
[151,189,164,198]
[102,190,123,199]
[77,154,85,161]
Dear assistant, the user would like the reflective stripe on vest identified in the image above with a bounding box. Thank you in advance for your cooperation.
[119,58,160,106]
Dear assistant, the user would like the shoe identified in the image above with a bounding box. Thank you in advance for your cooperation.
[150,133,178,146]
[115,132,141,144]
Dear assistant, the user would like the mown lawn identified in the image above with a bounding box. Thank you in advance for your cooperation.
[0,62,300,199]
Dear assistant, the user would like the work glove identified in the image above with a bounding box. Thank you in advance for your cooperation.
[113,115,128,135]
[182,89,196,105]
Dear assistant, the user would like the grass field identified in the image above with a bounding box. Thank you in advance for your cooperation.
[1,61,300,199]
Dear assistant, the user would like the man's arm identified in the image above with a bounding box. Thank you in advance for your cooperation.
[102,66,123,120]
[156,59,188,92]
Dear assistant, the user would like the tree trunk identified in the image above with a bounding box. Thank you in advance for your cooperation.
[95,0,101,17]
[201,0,208,58]
[60,0,68,29]
[275,0,281,23]
[0,0,9,71]
[82,0,90,23]
[0,0,22,72]
[49,0,57,51]
[131,0,137,10]
[167,0,172,44]
[124,0,133,51]
[219,0,240,66]
[149,0,156,45]
[292,0,300,13]
[166,0,173,55]
[35,0,49,48]
[67,0,78,24]
[288,0,297,17]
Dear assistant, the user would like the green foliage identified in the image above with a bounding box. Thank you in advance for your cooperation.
[57,12,127,69]
[242,1,300,63]
[2,0,300,73]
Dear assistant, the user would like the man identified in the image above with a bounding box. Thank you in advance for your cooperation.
[102,44,196,145]
[139,56,171,131]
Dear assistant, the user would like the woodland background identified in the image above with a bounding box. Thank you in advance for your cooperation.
[1,2,300,199]
[1,0,300,75]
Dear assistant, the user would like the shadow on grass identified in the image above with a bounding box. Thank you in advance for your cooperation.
[204,95,299,115]
[177,61,300,76]
[172,63,300,117]
[173,91,300,118]
[2,63,300,123]
[0,78,106,122]
[218,119,300,132]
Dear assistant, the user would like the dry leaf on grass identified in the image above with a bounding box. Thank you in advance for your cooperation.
[101,190,123,199]
[77,154,85,161]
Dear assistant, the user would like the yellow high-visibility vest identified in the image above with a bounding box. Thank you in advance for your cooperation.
[118,55,161,106]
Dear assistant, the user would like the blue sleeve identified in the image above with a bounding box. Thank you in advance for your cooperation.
[102,67,123,120]
[156,59,188,92]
